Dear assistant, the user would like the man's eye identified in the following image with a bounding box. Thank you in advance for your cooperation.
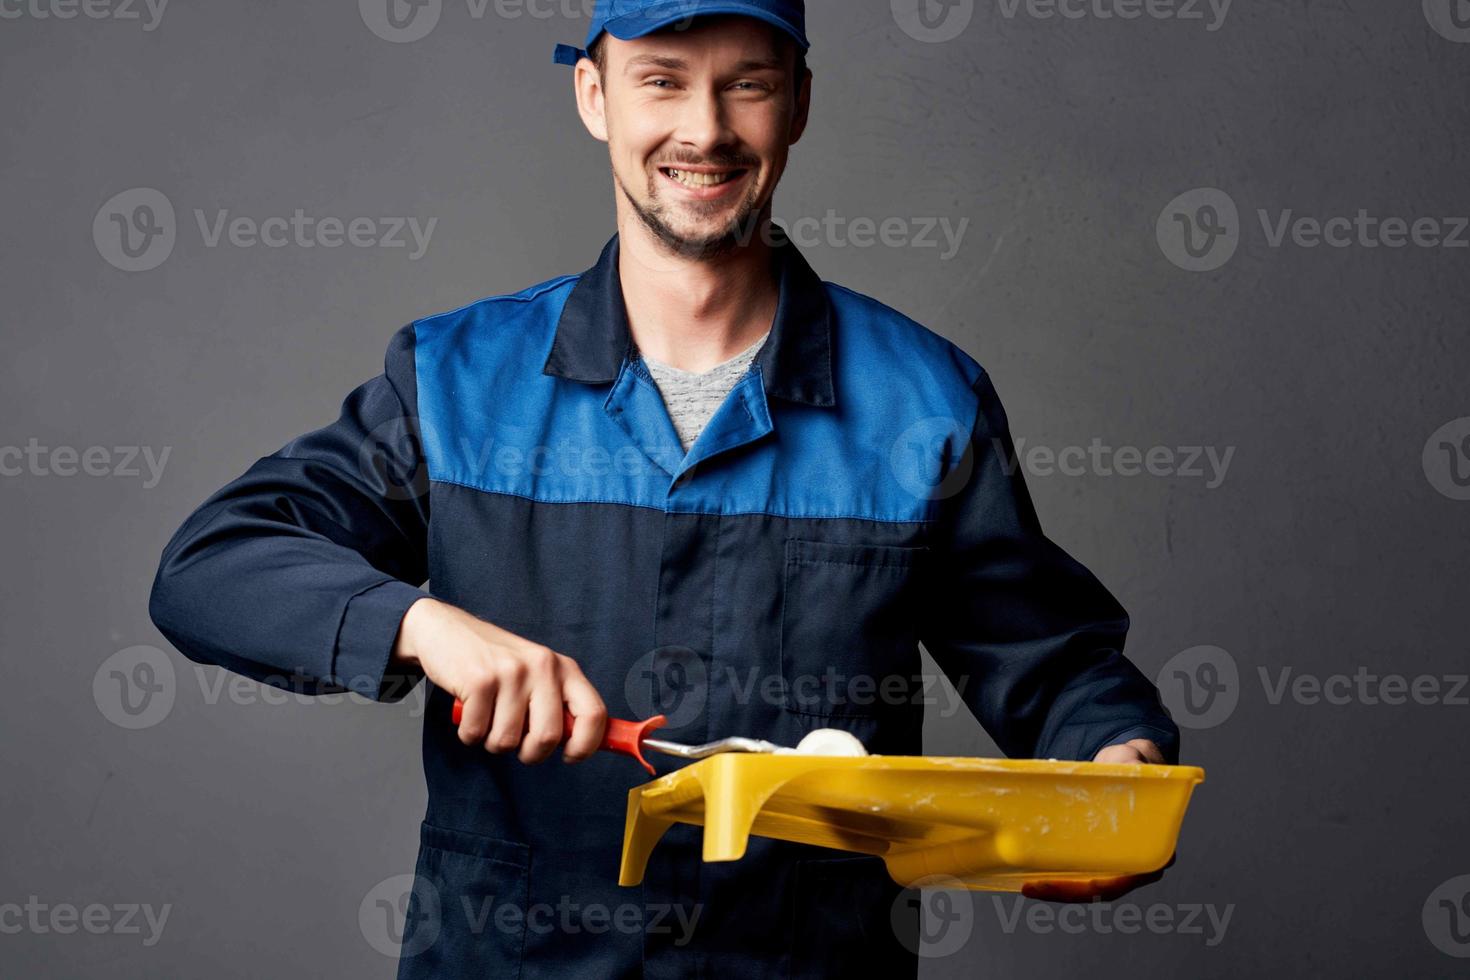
[647,78,676,89]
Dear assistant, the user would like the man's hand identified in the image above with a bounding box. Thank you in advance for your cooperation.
[1021,854,1175,903]
[1021,738,1170,903]
[391,597,607,765]
[1091,738,1166,765]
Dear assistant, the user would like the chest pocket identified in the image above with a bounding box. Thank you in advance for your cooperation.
[779,538,928,719]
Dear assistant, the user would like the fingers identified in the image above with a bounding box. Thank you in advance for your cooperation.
[453,686,495,747]
[1021,877,1127,903]
[559,659,607,764]
[1021,864,1168,903]
[518,663,565,765]
[1020,880,1083,902]
[485,665,530,755]
[437,626,603,765]
[1130,739,1167,765]
[1093,738,1166,765]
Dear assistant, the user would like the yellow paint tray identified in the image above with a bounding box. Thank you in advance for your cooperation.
[619,754,1204,891]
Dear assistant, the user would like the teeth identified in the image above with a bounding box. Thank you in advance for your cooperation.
[666,168,738,188]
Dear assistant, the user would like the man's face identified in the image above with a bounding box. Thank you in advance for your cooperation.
[577,16,810,259]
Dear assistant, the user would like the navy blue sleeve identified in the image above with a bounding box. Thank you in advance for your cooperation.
[920,369,1181,764]
[148,324,432,702]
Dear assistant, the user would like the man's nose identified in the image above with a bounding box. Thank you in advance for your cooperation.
[674,87,738,154]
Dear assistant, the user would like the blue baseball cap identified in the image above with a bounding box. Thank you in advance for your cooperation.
[553,0,809,67]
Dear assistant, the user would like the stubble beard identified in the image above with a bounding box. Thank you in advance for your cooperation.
[616,163,769,261]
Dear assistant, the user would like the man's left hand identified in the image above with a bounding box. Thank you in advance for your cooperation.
[1091,738,1166,765]
[1020,738,1170,903]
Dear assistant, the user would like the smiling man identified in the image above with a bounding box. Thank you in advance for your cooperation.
[149,1,1180,977]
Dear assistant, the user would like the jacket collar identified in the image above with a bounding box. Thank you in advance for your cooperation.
[542,224,836,407]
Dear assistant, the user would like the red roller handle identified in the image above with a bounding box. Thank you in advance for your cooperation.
[450,698,667,776]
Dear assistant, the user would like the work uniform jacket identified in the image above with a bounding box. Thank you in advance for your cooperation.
[149,226,1180,979]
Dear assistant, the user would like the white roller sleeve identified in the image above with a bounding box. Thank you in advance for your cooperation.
[774,728,869,756]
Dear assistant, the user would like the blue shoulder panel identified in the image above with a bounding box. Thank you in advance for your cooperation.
[413,276,987,524]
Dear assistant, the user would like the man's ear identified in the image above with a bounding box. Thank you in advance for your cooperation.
[787,68,812,146]
[574,58,610,143]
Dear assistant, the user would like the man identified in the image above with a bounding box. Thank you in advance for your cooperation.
[149,1,1180,976]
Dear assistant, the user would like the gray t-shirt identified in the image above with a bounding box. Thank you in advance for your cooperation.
[637,330,770,453]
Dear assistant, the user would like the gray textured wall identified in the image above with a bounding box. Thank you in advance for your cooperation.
[3,1,1468,976]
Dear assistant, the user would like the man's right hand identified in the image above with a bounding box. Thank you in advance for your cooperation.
[391,597,607,765]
